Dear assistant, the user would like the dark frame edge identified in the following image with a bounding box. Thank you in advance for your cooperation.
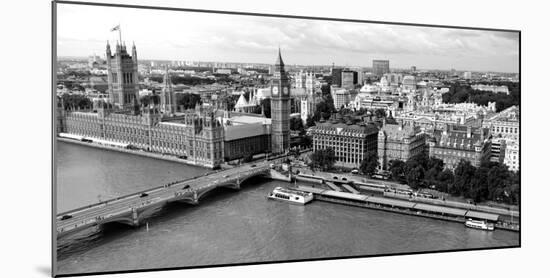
[52,1,58,277]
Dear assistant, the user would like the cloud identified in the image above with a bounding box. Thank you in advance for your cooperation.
[56,4,519,72]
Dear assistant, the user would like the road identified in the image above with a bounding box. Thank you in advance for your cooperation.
[57,161,271,237]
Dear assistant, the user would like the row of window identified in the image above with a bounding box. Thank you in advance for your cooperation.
[492,125,518,134]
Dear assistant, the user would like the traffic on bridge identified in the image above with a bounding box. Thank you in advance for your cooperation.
[56,161,273,238]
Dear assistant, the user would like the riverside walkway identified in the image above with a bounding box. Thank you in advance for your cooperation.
[56,162,272,238]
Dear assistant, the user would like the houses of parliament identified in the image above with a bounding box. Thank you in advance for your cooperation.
[57,41,291,168]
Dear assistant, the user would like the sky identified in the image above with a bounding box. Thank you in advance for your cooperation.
[56,3,519,73]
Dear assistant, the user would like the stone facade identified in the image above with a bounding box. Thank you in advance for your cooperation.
[428,125,491,169]
[106,42,140,110]
[270,49,291,154]
[311,121,379,168]
[63,104,225,168]
[377,120,426,170]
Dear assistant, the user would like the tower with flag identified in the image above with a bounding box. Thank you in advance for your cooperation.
[105,24,140,111]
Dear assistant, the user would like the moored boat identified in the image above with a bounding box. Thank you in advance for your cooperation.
[267,186,314,205]
[465,218,495,231]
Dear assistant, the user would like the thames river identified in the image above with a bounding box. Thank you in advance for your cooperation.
[55,141,519,275]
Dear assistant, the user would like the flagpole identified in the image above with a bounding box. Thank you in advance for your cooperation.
[118,23,122,45]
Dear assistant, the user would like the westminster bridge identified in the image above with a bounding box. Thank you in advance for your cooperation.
[56,161,280,238]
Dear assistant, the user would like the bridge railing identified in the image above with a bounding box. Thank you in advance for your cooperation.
[57,173,216,216]
[58,164,271,220]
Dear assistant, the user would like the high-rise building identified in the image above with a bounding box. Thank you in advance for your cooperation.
[411,66,417,72]
[270,48,291,154]
[331,67,343,87]
[160,66,176,115]
[106,41,140,110]
[341,70,358,89]
[372,60,390,76]
[463,71,472,79]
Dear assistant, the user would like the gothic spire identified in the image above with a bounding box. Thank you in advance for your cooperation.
[275,46,284,67]
[163,65,171,89]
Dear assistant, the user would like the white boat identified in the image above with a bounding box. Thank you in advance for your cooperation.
[465,219,495,231]
[267,186,314,205]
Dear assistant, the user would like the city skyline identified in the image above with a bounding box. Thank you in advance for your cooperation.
[57,4,519,73]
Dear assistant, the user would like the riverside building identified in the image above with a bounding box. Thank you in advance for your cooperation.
[57,42,289,168]
[377,120,426,170]
[310,119,379,169]
[428,125,491,169]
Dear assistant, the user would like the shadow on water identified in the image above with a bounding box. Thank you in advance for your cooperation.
[56,176,270,260]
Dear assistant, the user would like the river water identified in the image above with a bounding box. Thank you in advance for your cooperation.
[55,141,519,275]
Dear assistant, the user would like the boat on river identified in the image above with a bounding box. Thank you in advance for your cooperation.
[267,186,313,205]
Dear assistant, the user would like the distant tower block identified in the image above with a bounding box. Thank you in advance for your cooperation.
[270,48,291,154]
[160,66,176,115]
[106,41,140,110]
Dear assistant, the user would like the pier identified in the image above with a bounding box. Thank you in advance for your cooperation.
[295,185,519,232]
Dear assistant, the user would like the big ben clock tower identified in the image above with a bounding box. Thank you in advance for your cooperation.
[270,48,291,154]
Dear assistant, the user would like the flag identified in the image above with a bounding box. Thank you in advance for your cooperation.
[110,25,120,32]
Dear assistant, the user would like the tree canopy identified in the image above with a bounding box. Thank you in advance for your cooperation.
[442,82,519,112]
[309,148,336,171]
[360,151,379,177]
[176,93,202,110]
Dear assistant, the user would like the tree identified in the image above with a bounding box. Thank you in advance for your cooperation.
[176,93,202,110]
[451,160,476,197]
[309,148,336,171]
[61,94,93,110]
[406,166,425,190]
[306,115,316,128]
[290,117,304,131]
[360,151,379,177]
[374,108,386,119]
[314,99,336,121]
[301,135,312,148]
[470,166,490,202]
[388,159,406,183]
[487,163,511,201]
[425,157,444,184]
[436,169,454,193]
[441,82,519,112]
[140,94,160,106]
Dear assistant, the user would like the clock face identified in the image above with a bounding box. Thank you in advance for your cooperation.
[283,87,288,95]
[272,86,279,95]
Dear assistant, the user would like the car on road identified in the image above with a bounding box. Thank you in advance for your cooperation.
[140,192,149,198]
[182,185,190,190]
[223,175,229,178]
[60,215,72,220]
[251,164,257,168]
